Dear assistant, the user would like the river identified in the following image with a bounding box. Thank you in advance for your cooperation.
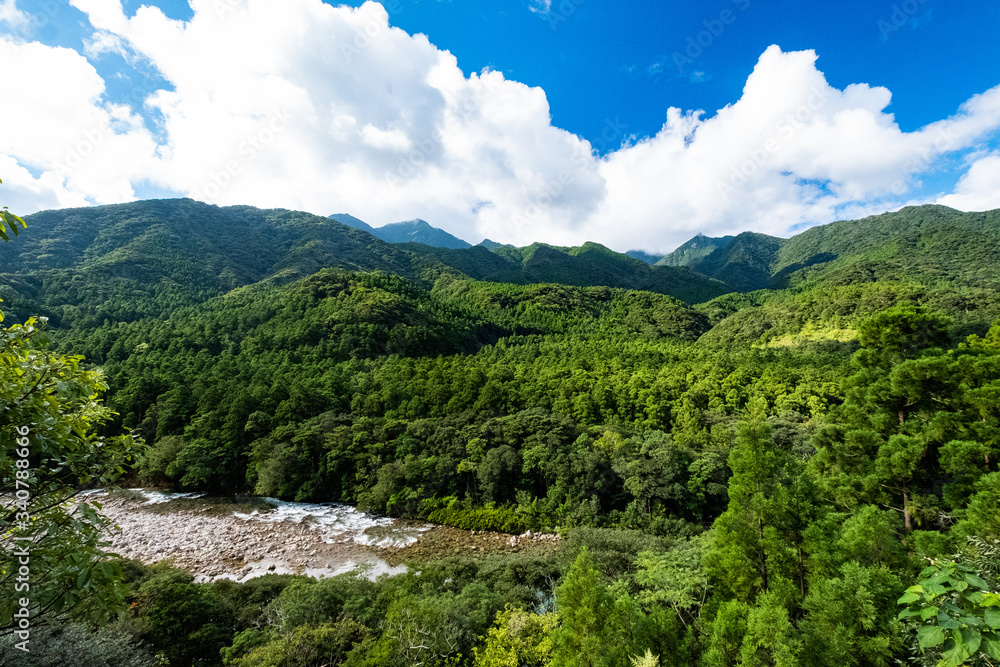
[87,489,558,583]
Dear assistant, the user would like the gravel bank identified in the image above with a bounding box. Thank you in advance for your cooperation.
[93,490,559,582]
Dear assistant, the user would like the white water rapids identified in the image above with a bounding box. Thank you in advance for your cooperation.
[84,489,433,582]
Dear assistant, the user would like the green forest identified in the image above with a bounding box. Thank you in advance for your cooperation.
[2,198,1000,666]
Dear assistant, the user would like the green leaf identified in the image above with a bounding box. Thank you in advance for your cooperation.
[898,592,920,604]
[940,637,972,667]
[925,583,948,596]
[919,606,940,621]
[943,601,964,614]
[985,609,1000,630]
[940,628,981,666]
[981,633,1000,660]
[957,626,981,655]
[963,573,990,590]
[917,625,946,649]
[963,590,986,606]
[927,573,952,586]
[938,614,961,630]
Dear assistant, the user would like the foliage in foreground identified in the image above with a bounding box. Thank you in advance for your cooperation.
[1,189,144,636]
[4,190,1000,664]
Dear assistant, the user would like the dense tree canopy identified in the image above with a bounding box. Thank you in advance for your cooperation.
[2,197,1000,664]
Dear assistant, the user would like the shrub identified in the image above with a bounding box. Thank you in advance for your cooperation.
[139,435,184,485]
[428,504,531,534]
[0,622,159,667]
[229,619,371,667]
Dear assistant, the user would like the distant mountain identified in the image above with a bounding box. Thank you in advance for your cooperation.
[651,206,1000,295]
[329,213,374,233]
[372,219,472,249]
[396,243,525,283]
[7,200,998,336]
[0,199,454,328]
[656,234,735,267]
[477,238,512,250]
[412,240,733,303]
[687,232,785,292]
[696,205,1000,347]
[625,250,665,265]
[328,214,471,249]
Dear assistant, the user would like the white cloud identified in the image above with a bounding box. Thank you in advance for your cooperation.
[49,0,604,244]
[83,30,129,59]
[0,0,27,30]
[2,4,999,252]
[0,155,90,211]
[361,124,412,152]
[0,37,160,208]
[937,153,1000,211]
[528,0,552,15]
[587,46,1000,251]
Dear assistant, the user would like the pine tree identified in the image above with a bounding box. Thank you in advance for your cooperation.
[551,546,614,667]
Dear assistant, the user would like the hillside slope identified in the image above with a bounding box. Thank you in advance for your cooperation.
[420,240,733,303]
[656,234,735,267]
[687,232,785,292]
[0,199,452,327]
[328,214,471,249]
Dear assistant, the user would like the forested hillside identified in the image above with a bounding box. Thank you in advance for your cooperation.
[330,214,473,249]
[3,199,1000,666]
[657,234,736,268]
[0,199,455,330]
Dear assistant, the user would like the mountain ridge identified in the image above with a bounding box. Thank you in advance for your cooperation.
[328,214,471,249]
[656,234,736,268]
[5,200,1000,331]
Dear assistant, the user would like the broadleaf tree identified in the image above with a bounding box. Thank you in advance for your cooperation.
[1,185,145,640]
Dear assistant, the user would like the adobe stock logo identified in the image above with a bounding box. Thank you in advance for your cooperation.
[878,0,932,41]
[340,0,404,63]
[545,0,586,31]
[53,120,116,178]
[717,86,830,199]
[199,108,293,201]
[672,0,752,74]
[509,116,628,228]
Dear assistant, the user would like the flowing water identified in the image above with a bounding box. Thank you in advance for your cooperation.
[88,489,433,582]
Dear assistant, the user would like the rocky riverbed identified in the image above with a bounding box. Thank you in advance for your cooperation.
[92,490,559,583]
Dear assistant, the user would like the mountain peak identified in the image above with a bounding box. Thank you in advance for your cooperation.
[391,218,433,229]
[327,215,471,249]
[478,238,512,250]
[656,234,735,268]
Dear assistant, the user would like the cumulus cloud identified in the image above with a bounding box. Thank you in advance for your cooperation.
[49,0,603,245]
[0,0,27,29]
[0,37,160,207]
[1,2,1000,252]
[582,46,1000,250]
[937,154,1000,211]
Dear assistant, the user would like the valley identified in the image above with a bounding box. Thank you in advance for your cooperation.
[3,199,1000,666]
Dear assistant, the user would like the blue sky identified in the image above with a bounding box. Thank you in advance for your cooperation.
[2,0,999,251]
[384,0,998,141]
